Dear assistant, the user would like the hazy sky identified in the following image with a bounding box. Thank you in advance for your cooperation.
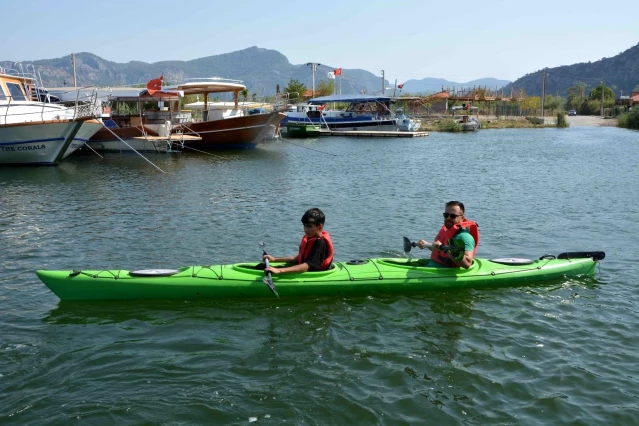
[3,0,638,84]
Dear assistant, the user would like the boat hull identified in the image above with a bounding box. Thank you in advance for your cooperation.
[0,119,88,165]
[284,123,321,138]
[176,112,286,150]
[62,120,104,158]
[36,255,601,301]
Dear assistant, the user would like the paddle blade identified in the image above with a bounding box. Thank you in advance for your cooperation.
[403,237,413,253]
[263,276,279,298]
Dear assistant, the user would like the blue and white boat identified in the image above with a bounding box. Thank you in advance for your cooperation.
[280,95,420,132]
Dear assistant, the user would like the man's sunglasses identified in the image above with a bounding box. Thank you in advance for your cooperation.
[443,213,461,219]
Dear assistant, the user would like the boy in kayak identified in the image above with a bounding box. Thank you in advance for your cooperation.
[263,208,335,274]
[417,201,479,269]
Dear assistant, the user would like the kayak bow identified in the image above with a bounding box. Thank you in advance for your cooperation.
[35,251,604,301]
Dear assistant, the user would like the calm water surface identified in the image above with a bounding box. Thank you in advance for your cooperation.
[1,127,638,425]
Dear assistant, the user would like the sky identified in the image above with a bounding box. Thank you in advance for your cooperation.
[2,0,638,84]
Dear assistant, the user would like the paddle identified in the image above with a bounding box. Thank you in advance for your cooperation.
[258,241,280,298]
[403,236,462,254]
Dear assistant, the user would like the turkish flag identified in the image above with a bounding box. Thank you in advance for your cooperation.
[146,75,163,95]
[397,83,404,89]
[334,68,342,76]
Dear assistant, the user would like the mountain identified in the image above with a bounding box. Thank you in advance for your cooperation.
[400,77,511,94]
[503,42,639,97]
[0,47,406,98]
[4,42,637,99]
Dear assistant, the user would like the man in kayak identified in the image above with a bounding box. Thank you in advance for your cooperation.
[417,201,479,269]
[263,208,335,274]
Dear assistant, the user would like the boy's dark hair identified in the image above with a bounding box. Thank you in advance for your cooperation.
[301,208,325,226]
[446,201,465,213]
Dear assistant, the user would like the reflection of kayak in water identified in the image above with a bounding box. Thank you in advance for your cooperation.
[35,251,604,301]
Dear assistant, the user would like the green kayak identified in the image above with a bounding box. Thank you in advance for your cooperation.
[35,251,604,301]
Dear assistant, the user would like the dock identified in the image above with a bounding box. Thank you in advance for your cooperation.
[319,130,428,138]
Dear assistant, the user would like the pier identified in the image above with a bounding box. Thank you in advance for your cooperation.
[318,130,428,138]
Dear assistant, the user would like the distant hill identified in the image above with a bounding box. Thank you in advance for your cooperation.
[0,47,406,98]
[400,77,511,95]
[3,42,638,99]
[503,42,639,97]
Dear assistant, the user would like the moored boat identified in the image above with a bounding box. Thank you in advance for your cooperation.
[83,86,194,153]
[280,95,420,132]
[0,66,102,165]
[285,122,321,138]
[165,78,286,150]
[35,251,604,301]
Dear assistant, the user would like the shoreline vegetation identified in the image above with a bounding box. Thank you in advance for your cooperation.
[418,114,619,132]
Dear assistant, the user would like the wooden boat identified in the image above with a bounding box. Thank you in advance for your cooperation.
[166,78,286,150]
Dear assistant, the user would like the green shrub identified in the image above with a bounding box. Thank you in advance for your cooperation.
[556,112,569,128]
[617,108,639,130]
[438,119,462,132]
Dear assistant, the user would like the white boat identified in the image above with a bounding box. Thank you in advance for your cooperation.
[280,95,421,133]
[0,66,102,165]
[395,108,421,131]
[457,115,480,131]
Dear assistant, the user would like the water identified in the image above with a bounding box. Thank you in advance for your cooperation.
[1,127,638,424]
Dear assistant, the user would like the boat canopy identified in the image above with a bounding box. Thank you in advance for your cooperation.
[308,94,392,104]
[47,87,184,103]
[166,78,246,95]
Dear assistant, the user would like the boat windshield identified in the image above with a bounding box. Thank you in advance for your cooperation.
[345,101,390,115]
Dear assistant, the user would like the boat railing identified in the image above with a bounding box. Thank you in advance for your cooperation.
[0,88,100,124]
[1,62,101,122]
[273,92,295,111]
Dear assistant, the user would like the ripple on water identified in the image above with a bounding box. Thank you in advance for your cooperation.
[1,128,638,423]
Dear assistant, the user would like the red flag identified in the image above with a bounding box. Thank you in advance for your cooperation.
[146,74,163,95]
[317,104,326,110]
[397,83,404,89]
[334,68,342,76]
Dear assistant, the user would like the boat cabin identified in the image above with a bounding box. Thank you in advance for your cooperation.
[104,89,188,128]
[0,69,34,102]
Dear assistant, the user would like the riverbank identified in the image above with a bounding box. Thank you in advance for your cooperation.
[418,115,618,131]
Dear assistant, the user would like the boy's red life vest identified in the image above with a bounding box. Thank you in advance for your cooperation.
[430,220,479,266]
[298,231,334,270]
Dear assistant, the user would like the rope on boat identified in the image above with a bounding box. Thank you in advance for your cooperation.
[82,142,104,159]
[180,144,231,160]
[191,265,223,280]
[101,125,166,173]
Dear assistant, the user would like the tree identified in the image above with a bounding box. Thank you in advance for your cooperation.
[543,94,564,114]
[566,82,587,110]
[588,84,615,108]
[316,79,335,97]
[520,96,541,115]
[240,89,249,102]
[282,79,307,102]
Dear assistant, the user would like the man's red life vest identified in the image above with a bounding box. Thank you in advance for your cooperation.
[298,230,334,270]
[430,220,479,266]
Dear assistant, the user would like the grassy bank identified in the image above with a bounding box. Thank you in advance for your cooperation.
[419,116,554,132]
